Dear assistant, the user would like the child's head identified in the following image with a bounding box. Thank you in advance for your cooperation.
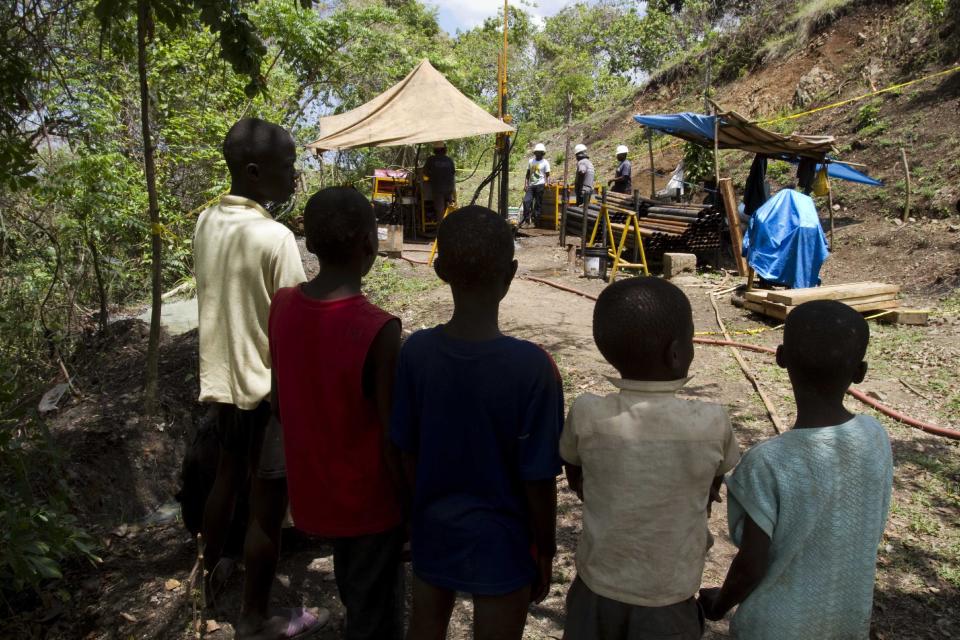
[303,187,378,274]
[778,300,869,394]
[434,206,517,298]
[223,118,297,205]
[593,277,694,381]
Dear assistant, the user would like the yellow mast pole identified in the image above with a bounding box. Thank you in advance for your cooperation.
[496,0,510,216]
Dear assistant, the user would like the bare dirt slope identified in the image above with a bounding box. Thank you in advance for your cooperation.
[541,2,960,303]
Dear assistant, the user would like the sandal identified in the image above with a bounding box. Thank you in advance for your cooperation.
[236,607,330,640]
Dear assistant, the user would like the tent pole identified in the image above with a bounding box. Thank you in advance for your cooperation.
[497,0,510,217]
[647,128,655,198]
[560,93,572,246]
[488,143,498,209]
[712,112,720,189]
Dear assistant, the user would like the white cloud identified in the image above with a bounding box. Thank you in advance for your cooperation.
[432,0,584,34]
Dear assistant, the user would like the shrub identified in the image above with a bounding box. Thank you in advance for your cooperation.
[0,416,100,602]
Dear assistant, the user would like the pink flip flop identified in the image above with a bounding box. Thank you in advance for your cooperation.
[278,607,328,639]
[236,607,330,640]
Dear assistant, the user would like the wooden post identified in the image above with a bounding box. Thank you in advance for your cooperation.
[560,93,573,246]
[719,178,747,276]
[580,189,592,273]
[712,112,721,189]
[900,147,911,222]
[647,128,655,198]
[559,186,568,246]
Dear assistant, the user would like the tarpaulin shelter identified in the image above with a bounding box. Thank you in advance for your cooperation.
[742,189,829,289]
[633,109,835,160]
[632,106,883,185]
[307,59,514,151]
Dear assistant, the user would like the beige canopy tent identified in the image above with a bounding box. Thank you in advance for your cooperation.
[306,59,514,151]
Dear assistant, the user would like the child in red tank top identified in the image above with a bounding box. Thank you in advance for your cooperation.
[268,187,406,640]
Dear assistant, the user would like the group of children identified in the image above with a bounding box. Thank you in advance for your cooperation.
[194,118,894,640]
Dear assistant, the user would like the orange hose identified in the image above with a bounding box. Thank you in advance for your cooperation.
[518,276,960,440]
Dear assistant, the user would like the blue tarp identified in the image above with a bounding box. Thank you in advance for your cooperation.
[633,113,718,140]
[823,161,883,186]
[786,158,884,186]
[743,189,829,289]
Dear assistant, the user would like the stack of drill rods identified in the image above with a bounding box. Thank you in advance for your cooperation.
[563,206,723,258]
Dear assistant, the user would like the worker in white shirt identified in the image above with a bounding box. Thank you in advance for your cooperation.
[522,142,551,227]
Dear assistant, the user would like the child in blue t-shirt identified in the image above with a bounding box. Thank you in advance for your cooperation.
[390,206,563,639]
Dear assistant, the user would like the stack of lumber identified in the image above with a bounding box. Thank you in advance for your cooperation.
[562,190,723,261]
[742,282,902,321]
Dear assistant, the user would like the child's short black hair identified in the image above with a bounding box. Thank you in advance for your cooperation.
[303,187,375,265]
[436,206,514,289]
[593,277,693,374]
[222,118,291,177]
[783,300,869,385]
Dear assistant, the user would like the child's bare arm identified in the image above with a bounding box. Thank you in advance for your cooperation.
[524,478,558,603]
[369,320,408,509]
[564,463,583,501]
[708,475,724,517]
[699,514,771,620]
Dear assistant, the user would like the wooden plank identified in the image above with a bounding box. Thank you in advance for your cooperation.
[742,288,891,305]
[744,290,772,303]
[742,300,768,315]
[834,293,898,306]
[745,297,900,322]
[761,301,789,321]
[767,282,899,305]
[719,178,747,276]
[879,309,930,326]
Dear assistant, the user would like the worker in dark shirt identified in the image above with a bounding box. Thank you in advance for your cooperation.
[574,144,595,206]
[423,141,456,214]
[608,145,632,194]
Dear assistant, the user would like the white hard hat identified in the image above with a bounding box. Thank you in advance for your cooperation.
[616,145,629,155]
[574,143,587,154]
[432,141,446,150]
[533,143,546,153]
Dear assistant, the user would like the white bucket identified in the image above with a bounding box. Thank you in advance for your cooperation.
[584,256,601,278]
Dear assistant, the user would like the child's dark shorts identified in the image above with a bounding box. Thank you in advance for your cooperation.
[564,576,704,640]
[214,402,285,480]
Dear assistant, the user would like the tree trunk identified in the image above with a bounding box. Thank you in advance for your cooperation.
[86,232,108,332]
[138,0,162,414]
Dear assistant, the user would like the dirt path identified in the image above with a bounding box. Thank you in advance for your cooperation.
[386,230,960,640]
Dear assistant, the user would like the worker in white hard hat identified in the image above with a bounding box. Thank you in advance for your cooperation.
[423,141,456,215]
[573,143,595,206]
[608,144,633,194]
[522,143,551,228]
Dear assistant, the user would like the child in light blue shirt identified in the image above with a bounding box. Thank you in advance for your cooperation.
[699,300,893,639]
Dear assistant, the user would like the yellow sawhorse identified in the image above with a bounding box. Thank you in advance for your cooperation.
[587,203,650,282]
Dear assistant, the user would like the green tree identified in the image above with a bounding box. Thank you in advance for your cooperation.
[92,0,277,413]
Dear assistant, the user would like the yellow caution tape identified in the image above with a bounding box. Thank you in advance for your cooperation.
[151,222,178,239]
[760,64,960,126]
[696,324,783,337]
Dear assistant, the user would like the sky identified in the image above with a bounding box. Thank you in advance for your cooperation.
[433,0,586,34]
